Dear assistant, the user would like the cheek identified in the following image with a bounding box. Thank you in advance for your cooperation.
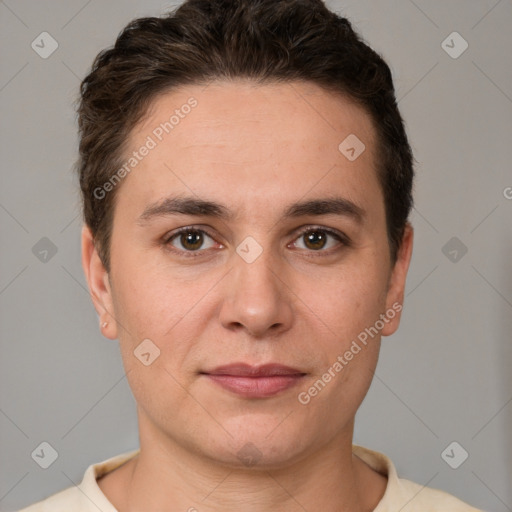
[109,252,217,338]
[331,341,380,419]
[295,257,388,408]
[298,259,389,343]
[108,258,224,402]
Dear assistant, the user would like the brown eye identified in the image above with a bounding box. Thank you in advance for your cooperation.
[303,231,328,250]
[179,230,204,250]
[292,227,347,253]
[166,228,216,253]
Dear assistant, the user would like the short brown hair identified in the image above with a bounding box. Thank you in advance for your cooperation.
[77,0,414,272]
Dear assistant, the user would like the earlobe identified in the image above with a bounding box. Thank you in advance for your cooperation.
[381,222,414,337]
[81,225,118,340]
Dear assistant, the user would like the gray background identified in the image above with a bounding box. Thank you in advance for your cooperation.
[1,0,511,510]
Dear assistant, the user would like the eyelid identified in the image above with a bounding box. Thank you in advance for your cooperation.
[163,225,217,244]
[290,225,349,250]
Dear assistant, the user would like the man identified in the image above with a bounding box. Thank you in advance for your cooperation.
[21,0,483,510]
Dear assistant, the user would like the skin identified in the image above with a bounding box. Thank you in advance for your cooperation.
[82,80,413,511]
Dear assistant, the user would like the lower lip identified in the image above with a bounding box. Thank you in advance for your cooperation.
[204,374,305,398]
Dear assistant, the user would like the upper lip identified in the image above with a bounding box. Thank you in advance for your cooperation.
[202,363,306,377]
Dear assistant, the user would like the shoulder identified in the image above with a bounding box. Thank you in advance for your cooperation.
[352,444,484,512]
[17,449,140,512]
[391,476,484,512]
[18,486,87,512]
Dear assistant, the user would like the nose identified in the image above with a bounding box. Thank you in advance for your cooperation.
[218,246,293,338]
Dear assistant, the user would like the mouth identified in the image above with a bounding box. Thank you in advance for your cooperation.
[200,363,307,398]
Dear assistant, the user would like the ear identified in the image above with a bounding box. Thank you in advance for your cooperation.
[381,222,414,337]
[81,225,118,340]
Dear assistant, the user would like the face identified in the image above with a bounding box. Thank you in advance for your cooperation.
[83,80,413,468]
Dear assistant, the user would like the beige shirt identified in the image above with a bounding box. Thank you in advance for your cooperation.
[19,445,483,511]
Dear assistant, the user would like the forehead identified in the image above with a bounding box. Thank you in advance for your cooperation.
[136,80,375,153]
[120,80,382,222]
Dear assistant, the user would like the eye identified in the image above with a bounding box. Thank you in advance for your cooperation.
[164,227,219,255]
[163,225,348,257]
[290,227,348,252]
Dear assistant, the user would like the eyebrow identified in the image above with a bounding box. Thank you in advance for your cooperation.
[137,195,366,225]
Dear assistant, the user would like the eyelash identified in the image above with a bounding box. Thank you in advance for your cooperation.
[163,225,350,258]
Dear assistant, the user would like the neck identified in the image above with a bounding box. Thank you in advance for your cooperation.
[105,414,386,512]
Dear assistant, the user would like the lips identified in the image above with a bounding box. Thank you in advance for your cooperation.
[201,363,307,398]
[203,363,305,377]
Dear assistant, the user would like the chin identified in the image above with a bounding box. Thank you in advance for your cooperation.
[193,415,311,470]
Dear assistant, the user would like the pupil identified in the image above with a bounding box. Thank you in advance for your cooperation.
[305,231,326,250]
[182,231,203,250]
